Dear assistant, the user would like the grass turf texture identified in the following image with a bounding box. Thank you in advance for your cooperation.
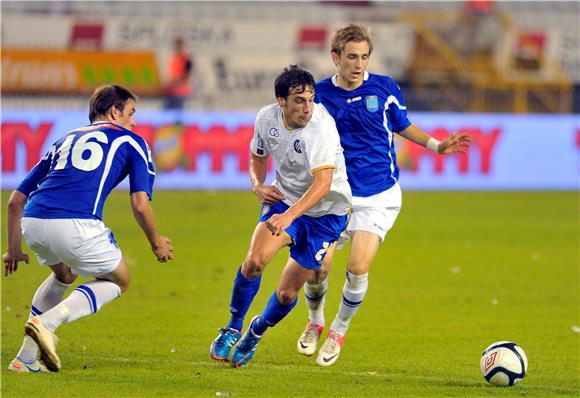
[1,190,578,397]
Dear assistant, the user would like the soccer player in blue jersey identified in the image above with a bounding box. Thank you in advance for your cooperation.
[296,24,472,366]
[209,65,351,367]
[3,84,173,373]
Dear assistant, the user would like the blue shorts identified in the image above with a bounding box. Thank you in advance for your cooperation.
[259,201,348,270]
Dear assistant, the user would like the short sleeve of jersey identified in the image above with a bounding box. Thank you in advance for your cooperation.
[386,78,411,133]
[250,108,268,157]
[17,149,54,197]
[304,110,337,172]
[128,139,155,200]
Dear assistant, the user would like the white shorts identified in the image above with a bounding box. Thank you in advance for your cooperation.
[21,217,122,277]
[341,183,402,245]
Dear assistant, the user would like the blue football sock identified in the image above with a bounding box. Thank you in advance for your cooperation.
[227,266,262,331]
[252,291,297,336]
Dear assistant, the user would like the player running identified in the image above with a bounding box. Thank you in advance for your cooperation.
[209,65,351,367]
[297,24,472,366]
[4,84,173,372]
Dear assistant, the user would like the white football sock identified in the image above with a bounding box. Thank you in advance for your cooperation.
[304,278,328,326]
[17,274,70,362]
[41,280,121,332]
[331,272,369,335]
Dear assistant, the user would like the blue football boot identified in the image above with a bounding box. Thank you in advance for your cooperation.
[210,327,241,361]
[231,316,263,367]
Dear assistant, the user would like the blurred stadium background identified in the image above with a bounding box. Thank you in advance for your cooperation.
[1,0,578,192]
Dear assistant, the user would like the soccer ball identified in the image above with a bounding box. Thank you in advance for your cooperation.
[480,341,528,386]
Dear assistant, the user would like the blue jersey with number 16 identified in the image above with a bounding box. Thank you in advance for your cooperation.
[18,122,155,221]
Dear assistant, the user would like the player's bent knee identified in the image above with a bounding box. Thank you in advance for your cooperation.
[347,263,371,276]
[98,262,131,293]
[118,273,132,293]
[118,280,130,294]
[242,257,267,278]
[57,272,77,285]
[277,288,298,305]
[50,264,77,284]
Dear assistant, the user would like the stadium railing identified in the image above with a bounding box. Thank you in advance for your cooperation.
[397,10,572,114]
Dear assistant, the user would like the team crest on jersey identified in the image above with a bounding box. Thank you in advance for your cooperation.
[366,95,379,112]
[261,205,270,216]
[293,139,302,153]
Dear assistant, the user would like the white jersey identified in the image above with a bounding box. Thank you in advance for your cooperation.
[250,103,351,217]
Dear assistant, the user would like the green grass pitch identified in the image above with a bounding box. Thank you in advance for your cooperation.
[1,190,578,397]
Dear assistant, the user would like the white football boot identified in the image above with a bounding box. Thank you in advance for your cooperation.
[297,323,324,356]
[8,357,49,373]
[316,330,345,367]
[24,316,61,372]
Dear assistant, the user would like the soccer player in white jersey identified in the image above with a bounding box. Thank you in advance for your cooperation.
[209,65,351,367]
[3,85,173,372]
[296,24,472,366]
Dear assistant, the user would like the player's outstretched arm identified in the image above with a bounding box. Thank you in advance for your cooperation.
[397,124,472,154]
[130,192,173,263]
[437,131,472,154]
[266,168,332,236]
[250,153,285,204]
[3,190,29,276]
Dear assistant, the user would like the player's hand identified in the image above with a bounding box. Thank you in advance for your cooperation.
[265,213,293,236]
[153,236,174,263]
[253,184,285,205]
[438,132,472,154]
[3,250,29,277]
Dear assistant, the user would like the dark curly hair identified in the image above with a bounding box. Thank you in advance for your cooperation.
[274,65,315,100]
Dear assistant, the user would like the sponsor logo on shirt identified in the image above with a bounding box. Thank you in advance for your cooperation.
[269,127,280,137]
[366,95,379,112]
[347,96,362,104]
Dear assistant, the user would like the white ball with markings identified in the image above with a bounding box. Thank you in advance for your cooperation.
[480,341,528,386]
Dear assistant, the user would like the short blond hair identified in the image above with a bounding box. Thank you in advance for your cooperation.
[330,24,373,56]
